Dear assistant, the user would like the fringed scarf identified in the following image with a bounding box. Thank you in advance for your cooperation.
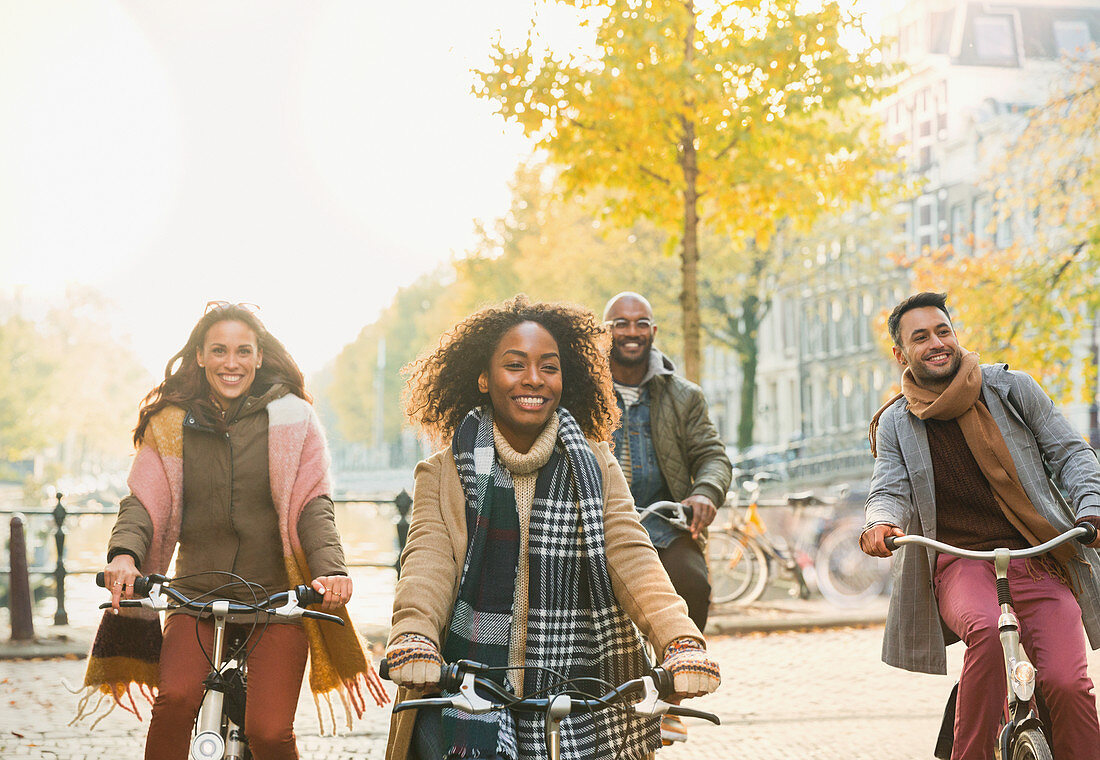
[440,406,658,760]
[75,395,387,731]
[869,352,1074,564]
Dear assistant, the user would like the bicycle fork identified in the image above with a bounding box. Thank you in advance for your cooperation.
[993,550,1042,757]
[191,602,248,760]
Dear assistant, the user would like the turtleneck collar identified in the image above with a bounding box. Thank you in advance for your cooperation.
[493,412,560,475]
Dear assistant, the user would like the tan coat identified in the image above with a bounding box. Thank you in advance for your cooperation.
[385,439,702,760]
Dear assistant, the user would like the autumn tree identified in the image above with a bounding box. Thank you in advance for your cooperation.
[0,288,151,479]
[475,0,893,383]
[909,56,1100,406]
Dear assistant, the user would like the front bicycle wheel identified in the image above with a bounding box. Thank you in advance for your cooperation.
[708,530,768,605]
[814,518,890,607]
[1010,728,1053,760]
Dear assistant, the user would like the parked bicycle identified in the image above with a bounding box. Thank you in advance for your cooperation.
[378,657,720,760]
[884,524,1097,760]
[706,472,889,607]
[94,571,344,760]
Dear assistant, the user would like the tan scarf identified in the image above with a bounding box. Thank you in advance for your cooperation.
[870,352,1071,563]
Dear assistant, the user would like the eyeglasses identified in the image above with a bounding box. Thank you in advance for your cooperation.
[604,318,656,331]
[205,301,261,315]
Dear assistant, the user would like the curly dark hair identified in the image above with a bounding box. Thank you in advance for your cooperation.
[403,295,620,445]
[133,304,309,446]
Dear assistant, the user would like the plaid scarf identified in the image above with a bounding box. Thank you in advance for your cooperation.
[441,406,659,760]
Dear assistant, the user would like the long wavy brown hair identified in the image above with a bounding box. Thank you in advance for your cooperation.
[133,304,309,446]
[403,295,619,445]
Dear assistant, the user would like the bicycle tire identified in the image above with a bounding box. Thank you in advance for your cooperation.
[814,518,890,607]
[1010,728,1053,760]
[708,529,768,605]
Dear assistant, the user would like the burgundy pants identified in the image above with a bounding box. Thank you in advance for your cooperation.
[935,554,1100,760]
[145,614,309,760]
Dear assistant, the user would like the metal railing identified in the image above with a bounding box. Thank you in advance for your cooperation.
[2,489,413,628]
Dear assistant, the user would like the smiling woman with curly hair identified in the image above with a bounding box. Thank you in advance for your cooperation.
[385,295,720,760]
[403,295,618,444]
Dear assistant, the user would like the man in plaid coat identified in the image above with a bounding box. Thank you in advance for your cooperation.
[861,291,1100,760]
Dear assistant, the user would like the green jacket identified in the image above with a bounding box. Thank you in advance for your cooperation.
[644,350,732,508]
[107,382,346,606]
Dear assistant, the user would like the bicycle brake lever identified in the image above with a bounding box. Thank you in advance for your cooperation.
[453,670,495,714]
[633,675,670,718]
[271,594,306,619]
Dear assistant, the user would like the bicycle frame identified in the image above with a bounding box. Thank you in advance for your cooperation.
[886,526,1096,759]
[192,600,248,760]
[97,572,341,760]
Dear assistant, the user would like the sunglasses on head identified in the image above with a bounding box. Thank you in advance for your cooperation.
[204,301,261,315]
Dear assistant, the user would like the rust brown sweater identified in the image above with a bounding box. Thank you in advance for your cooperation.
[926,412,1028,551]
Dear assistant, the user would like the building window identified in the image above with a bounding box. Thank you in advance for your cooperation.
[995,213,1014,248]
[973,15,1018,65]
[1054,20,1092,56]
[951,203,968,250]
[974,196,993,245]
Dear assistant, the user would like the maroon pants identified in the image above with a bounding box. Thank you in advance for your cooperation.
[935,554,1100,760]
[145,614,309,760]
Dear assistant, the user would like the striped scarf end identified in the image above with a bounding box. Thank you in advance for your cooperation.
[66,679,155,730]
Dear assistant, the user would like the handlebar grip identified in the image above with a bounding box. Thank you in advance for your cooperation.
[1078,522,1098,545]
[295,585,324,607]
[667,704,721,725]
[97,573,158,597]
[1078,523,1095,547]
[134,576,155,597]
[884,536,898,551]
[379,658,390,680]
[650,667,675,700]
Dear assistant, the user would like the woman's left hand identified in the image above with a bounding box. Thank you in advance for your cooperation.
[311,575,353,612]
[661,637,721,698]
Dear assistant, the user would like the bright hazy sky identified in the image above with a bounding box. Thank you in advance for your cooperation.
[1,0,882,379]
[0,0,579,377]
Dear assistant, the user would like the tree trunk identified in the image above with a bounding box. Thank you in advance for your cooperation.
[735,292,761,450]
[679,0,701,383]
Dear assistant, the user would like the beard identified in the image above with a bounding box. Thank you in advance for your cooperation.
[611,335,653,367]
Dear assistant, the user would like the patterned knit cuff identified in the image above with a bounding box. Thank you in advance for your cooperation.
[663,636,705,659]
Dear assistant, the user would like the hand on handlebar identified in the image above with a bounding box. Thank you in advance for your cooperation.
[681,495,717,539]
[1076,516,1100,549]
[385,633,443,690]
[102,554,141,612]
[660,637,720,699]
[311,575,352,613]
[859,523,904,558]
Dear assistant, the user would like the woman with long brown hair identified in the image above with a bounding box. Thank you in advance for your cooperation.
[385,295,720,760]
[81,302,385,760]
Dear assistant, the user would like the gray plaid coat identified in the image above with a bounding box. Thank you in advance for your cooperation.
[866,363,1100,674]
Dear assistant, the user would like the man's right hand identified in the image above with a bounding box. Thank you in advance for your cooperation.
[859,524,905,557]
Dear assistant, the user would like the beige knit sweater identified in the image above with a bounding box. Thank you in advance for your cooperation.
[492,416,560,697]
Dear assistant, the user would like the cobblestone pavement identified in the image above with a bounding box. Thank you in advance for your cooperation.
[9,623,1100,759]
[0,625,1015,759]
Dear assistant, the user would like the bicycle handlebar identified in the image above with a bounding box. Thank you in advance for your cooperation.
[883,523,1097,558]
[377,658,720,725]
[636,500,693,528]
[95,572,344,625]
